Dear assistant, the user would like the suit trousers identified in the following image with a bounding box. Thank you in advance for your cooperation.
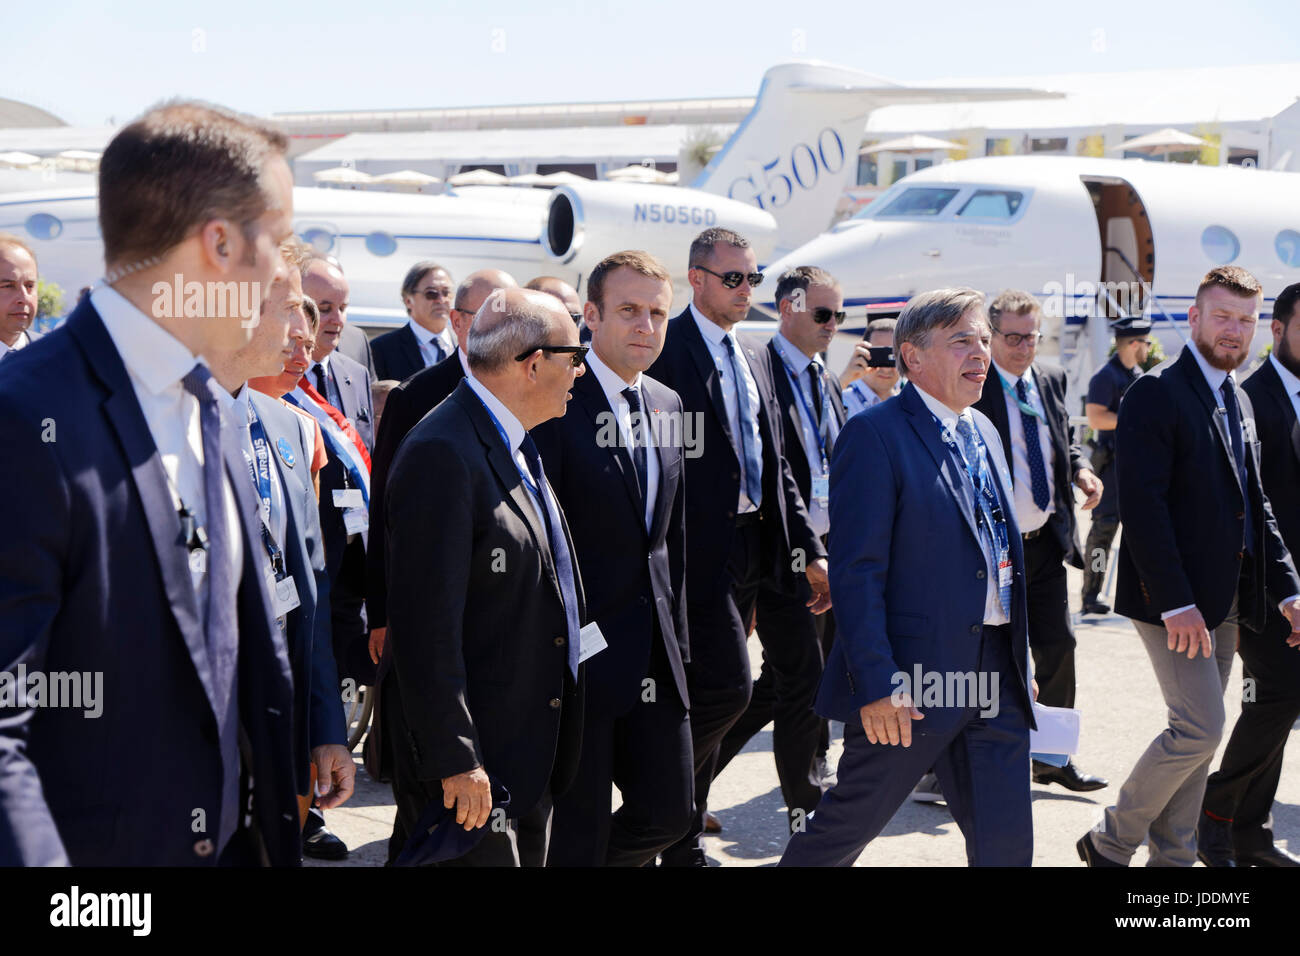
[779,625,1032,866]
[715,585,827,827]
[1202,604,1300,851]
[661,518,762,866]
[1093,603,1237,866]
[1022,532,1077,711]
[548,635,695,867]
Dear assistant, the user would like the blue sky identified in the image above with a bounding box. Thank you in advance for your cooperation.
[7,0,1299,125]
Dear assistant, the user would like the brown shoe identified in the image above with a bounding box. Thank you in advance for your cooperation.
[704,811,722,834]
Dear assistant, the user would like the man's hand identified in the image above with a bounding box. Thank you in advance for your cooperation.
[860,693,923,747]
[310,744,356,810]
[805,558,832,615]
[1074,468,1103,510]
[442,767,492,831]
[1164,606,1212,659]
[1031,678,1040,701]
[839,342,872,388]
[1282,599,1300,648]
[368,626,387,665]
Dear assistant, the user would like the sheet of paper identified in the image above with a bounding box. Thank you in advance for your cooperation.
[578,621,607,664]
[1029,702,1081,756]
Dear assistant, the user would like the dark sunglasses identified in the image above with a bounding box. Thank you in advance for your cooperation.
[419,289,451,301]
[515,344,589,367]
[694,265,764,289]
[812,307,846,324]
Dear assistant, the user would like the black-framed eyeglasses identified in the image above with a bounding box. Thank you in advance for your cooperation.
[812,307,846,325]
[994,330,1042,347]
[515,344,589,367]
[569,312,583,325]
[420,289,451,301]
[693,265,764,289]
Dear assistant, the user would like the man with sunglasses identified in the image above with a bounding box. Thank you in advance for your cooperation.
[714,266,848,834]
[1081,316,1152,615]
[649,228,830,866]
[381,287,587,866]
[973,289,1106,794]
[371,261,457,384]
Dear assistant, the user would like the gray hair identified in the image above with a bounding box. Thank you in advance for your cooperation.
[467,291,555,373]
[401,260,449,299]
[894,288,987,374]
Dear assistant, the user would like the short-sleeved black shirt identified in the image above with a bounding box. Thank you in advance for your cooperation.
[1087,353,1142,449]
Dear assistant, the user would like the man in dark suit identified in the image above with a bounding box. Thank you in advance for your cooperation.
[647,228,830,866]
[0,102,302,866]
[716,266,847,830]
[371,261,456,383]
[0,235,40,363]
[207,240,355,826]
[365,268,518,664]
[781,288,1036,867]
[532,251,693,866]
[382,288,587,866]
[974,289,1107,792]
[1200,281,1300,866]
[1080,267,1300,868]
[337,322,376,382]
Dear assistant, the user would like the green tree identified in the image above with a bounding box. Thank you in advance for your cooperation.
[37,279,65,327]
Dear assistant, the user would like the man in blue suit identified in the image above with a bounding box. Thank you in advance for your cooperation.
[781,288,1037,867]
[0,101,302,866]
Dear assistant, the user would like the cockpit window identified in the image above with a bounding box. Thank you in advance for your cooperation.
[957,190,1024,219]
[872,187,961,218]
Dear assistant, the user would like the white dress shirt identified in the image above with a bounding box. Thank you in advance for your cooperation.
[690,303,763,514]
[913,383,1009,626]
[408,318,455,369]
[0,328,32,361]
[843,379,896,419]
[990,360,1056,534]
[465,372,547,543]
[92,285,243,625]
[221,385,289,567]
[585,347,660,529]
[772,332,838,538]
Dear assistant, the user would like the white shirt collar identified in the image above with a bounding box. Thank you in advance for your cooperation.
[689,302,732,348]
[1185,341,1233,395]
[990,358,1033,390]
[91,284,200,396]
[457,347,470,376]
[772,332,815,375]
[912,381,970,428]
[1270,352,1300,398]
[407,317,453,351]
[316,351,332,375]
[585,346,641,402]
[465,373,526,455]
[0,328,30,355]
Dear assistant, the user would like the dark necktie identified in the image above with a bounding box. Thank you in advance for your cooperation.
[1220,377,1255,554]
[720,334,763,507]
[520,435,581,678]
[622,386,649,510]
[180,363,241,851]
[1016,378,1051,511]
[313,362,328,399]
[430,337,446,365]
[807,362,823,427]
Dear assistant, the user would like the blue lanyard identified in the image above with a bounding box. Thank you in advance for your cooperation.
[776,350,833,460]
[244,402,286,579]
[283,393,370,508]
[932,412,1009,553]
[472,390,543,502]
[997,370,1042,420]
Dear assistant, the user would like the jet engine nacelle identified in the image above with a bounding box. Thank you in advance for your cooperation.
[542,181,777,284]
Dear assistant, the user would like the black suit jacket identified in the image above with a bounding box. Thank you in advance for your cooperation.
[337,322,376,383]
[766,338,848,511]
[0,301,300,866]
[372,324,440,384]
[647,310,823,604]
[532,365,690,715]
[366,351,466,630]
[1115,347,1300,631]
[324,350,374,453]
[973,362,1089,568]
[382,380,585,817]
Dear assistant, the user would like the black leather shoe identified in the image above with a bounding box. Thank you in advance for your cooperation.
[1033,760,1108,792]
[1077,831,1126,867]
[303,822,349,860]
[1196,813,1236,867]
[1082,599,1111,615]
[1236,843,1300,867]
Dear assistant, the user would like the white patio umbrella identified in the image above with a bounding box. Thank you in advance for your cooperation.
[369,169,442,186]
[447,168,509,186]
[0,150,41,168]
[313,166,374,185]
[54,149,101,171]
[859,134,964,155]
[1109,128,1212,156]
[508,172,550,186]
[605,164,672,184]
[537,171,590,186]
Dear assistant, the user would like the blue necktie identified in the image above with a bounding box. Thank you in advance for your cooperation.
[955,415,1012,617]
[621,386,650,512]
[180,363,242,851]
[1220,378,1255,555]
[720,334,763,508]
[520,435,581,678]
[1016,378,1051,511]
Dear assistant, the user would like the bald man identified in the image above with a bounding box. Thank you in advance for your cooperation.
[366,269,517,656]
[382,288,587,866]
[527,275,587,343]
